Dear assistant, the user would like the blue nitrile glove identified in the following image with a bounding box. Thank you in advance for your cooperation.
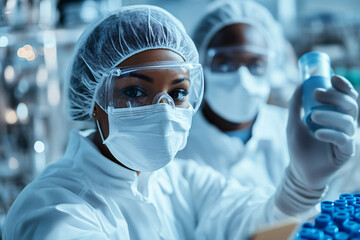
[275,75,358,215]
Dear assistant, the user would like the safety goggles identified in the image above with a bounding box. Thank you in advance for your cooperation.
[205,45,275,76]
[95,61,204,115]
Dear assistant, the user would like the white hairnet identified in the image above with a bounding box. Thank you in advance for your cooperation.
[192,0,284,64]
[66,5,199,121]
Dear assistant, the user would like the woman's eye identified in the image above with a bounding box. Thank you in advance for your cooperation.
[169,89,188,100]
[122,86,145,98]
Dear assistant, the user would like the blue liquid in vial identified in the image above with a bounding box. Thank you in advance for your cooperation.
[302,76,334,132]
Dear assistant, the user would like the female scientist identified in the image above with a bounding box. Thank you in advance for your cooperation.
[3,5,358,240]
[177,0,293,191]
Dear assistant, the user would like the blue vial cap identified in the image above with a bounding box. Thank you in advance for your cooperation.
[315,214,332,229]
[343,219,360,233]
[354,213,360,223]
[333,212,350,230]
[322,201,334,207]
[325,225,339,236]
[353,193,360,202]
[353,202,360,209]
[299,228,325,240]
[334,232,349,240]
[303,222,315,228]
[349,225,360,238]
[334,199,348,207]
[335,207,347,213]
[345,205,355,216]
[323,234,332,240]
[322,205,335,216]
[344,197,356,206]
[340,194,353,199]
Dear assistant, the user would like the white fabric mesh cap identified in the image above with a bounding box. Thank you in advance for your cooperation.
[66,5,199,121]
[192,0,285,65]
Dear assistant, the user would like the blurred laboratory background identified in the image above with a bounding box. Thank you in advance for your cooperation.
[1,0,360,237]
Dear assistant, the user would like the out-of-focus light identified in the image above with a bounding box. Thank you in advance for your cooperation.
[17,79,29,94]
[4,65,15,83]
[8,157,19,170]
[80,1,99,23]
[6,0,16,10]
[0,36,9,47]
[36,66,48,87]
[16,103,29,122]
[34,141,45,153]
[17,44,36,61]
[5,109,17,124]
[48,81,61,106]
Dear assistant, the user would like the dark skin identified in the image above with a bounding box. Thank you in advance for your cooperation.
[92,49,188,175]
[203,23,269,132]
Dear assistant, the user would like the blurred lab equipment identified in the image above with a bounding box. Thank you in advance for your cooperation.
[0,0,121,237]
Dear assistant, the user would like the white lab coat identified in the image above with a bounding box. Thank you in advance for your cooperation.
[177,104,290,192]
[3,130,289,240]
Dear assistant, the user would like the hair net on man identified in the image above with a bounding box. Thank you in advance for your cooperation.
[66,5,199,121]
[192,0,285,65]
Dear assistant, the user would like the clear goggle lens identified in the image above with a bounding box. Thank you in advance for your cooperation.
[95,61,204,114]
[206,45,275,76]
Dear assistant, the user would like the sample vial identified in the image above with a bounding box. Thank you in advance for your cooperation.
[298,51,333,131]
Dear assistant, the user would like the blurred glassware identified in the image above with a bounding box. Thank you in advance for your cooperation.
[0,0,122,222]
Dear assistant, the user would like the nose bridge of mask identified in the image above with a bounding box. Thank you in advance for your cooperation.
[152,92,175,109]
[237,66,265,95]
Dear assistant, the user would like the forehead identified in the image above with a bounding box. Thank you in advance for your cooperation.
[118,49,185,67]
[208,23,268,50]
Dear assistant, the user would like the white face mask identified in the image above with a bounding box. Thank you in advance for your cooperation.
[204,67,270,123]
[97,103,193,172]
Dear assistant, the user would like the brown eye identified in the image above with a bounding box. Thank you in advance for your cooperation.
[122,86,146,98]
[169,89,188,100]
[248,59,267,76]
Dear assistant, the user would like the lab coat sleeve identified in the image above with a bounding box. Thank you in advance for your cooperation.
[3,184,112,240]
[183,160,291,239]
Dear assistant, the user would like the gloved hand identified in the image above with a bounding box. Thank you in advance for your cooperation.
[275,75,358,215]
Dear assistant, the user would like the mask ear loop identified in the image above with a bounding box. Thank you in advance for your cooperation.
[96,120,106,143]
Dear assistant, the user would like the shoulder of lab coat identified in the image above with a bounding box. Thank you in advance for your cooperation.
[177,104,289,184]
[3,130,130,240]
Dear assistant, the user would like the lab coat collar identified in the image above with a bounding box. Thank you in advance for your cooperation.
[65,130,155,199]
[191,104,283,165]
[196,103,273,144]
[251,104,281,142]
[192,111,245,169]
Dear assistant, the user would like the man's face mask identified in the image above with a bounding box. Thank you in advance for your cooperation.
[204,45,273,123]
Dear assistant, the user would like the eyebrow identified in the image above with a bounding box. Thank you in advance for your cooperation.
[172,78,190,85]
[120,72,154,82]
[121,72,190,85]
